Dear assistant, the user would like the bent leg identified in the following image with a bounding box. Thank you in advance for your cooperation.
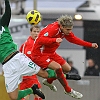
[8,88,18,100]
[8,88,33,100]
[17,88,33,100]
[8,85,44,100]
[37,68,56,78]
[56,67,71,92]
[62,62,71,73]
[48,61,71,92]
[62,62,81,80]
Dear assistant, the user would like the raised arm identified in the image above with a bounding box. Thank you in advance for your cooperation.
[1,0,11,27]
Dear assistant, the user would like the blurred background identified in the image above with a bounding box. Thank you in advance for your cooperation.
[0,0,100,100]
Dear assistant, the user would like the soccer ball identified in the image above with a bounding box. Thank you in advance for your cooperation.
[26,10,41,25]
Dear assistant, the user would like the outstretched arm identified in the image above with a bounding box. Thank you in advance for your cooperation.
[1,0,11,27]
[65,32,92,47]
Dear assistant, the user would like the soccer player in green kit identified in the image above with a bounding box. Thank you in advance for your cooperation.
[0,0,56,100]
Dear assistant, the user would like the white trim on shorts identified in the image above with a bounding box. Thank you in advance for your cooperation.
[2,52,40,93]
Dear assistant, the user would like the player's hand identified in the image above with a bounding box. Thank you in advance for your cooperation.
[56,38,63,43]
[92,43,98,49]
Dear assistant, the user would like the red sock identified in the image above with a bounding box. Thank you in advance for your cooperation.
[56,68,71,92]
[47,78,57,84]
[34,97,42,100]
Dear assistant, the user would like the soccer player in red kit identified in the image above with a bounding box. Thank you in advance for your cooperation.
[20,25,42,100]
[31,15,98,99]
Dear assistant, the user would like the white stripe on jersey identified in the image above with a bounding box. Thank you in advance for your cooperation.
[0,26,5,34]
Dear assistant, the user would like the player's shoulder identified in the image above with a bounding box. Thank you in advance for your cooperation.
[26,36,32,42]
[47,21,60,32]
[46,21,58,29]
[51,21,59,27]
[26,36,34,44]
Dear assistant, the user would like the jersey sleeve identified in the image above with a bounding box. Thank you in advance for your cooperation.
[38,36,56,45]
[65,32,92,47]
[19,38,33,58]
[1,0,11,27]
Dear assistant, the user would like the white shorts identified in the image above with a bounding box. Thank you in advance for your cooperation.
[2,52,40,93]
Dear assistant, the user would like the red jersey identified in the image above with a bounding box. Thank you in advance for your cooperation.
[19,36,41,88]
[20,36,34,59]
[31,21,92,56]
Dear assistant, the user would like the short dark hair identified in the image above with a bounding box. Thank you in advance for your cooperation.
[30,25,40,32]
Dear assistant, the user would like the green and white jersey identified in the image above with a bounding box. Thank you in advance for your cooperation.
[0,26,17,63]
[0,0,17,63]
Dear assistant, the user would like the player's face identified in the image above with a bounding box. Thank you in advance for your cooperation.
[30,28,40,39]
[60,25,73,35]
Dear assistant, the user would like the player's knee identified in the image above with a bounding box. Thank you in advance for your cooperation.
[42,73,48,78]
[63,66,71,73]
[9,95,17,100]
[48,61,61,70]
[62,62,71,72]
[68,66,71,71]
[37,69,48,78]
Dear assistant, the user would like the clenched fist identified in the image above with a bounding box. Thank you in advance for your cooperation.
[56,38,63,43]
[92,43,98,49]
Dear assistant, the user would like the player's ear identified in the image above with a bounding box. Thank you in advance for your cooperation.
[60,24,65,29]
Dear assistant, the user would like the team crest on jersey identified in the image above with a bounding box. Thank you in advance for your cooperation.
[27,51,31,54]
[44,32,48,36]
[0,26,5,34]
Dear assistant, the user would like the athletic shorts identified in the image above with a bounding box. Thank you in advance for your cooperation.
[33,52,66,69]
[2,53,40,93]
[20,75,41,90]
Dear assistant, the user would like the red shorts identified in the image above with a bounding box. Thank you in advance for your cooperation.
[20,75,41,90]
[32,52,66,69]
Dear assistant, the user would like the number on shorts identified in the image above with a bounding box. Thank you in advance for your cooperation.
[28,62,36,70]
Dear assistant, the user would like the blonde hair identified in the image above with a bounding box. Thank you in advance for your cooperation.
[57,15,73,27]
